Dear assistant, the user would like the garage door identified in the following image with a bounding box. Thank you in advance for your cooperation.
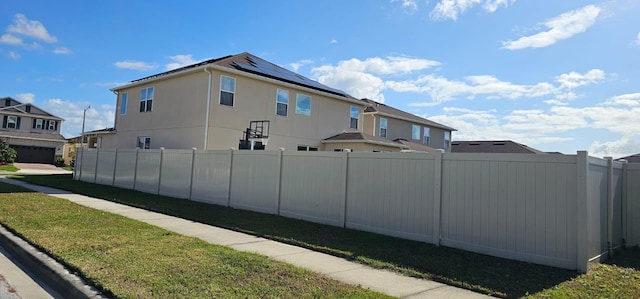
[11,145,55,164]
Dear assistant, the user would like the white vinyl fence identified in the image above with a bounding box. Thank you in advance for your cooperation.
[74,149,639,272]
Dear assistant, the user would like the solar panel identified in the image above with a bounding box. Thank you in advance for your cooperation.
[233,55,348,97]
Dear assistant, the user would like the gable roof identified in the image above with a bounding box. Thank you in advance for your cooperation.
[616,153,640,163]
[118,52,351,98]
[451,140,546,154]
[0,97,64,121]
[361,98,456,131]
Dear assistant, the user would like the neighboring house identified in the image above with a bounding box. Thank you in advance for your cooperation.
[451,140,546,154]
[616,153,640,163]
[104,52,368,151]
[0,97,66,163]
[358,99,456,152]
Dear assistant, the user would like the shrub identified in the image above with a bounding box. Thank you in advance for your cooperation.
[55,157,66,167]
[0,139,17,164]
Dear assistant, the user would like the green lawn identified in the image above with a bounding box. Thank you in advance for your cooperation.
[0,181,390,299]
[12,174,640,298]
[0,164,19,172]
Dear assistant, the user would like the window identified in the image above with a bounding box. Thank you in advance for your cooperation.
[297,145,318,151]
[444,131,451,149]
[137,137,151,149]
[423,127,430,145]
[48,120,56,130]
[139,87,153,112]
[120,92,128,115]
[25,105,31,113]
[295,94,311,116]
[411,125,420,140]
[380,118,387,138]
[35,119,43,129]
[350,106,359,129]
[220,76,235,106]
[6,116,17,129]
[4,99,10,106]
[276,89,288,116]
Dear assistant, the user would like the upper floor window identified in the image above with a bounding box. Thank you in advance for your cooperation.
[4,116,19,129]
[48,120,57,130]
[35,119,43,129]
[423,127,430,145]
[4,99,10,107]
[139,87,153,112]
[276,89,288,116]
[137,137,151,149]
[25,105,31,113]
[380,117,387,138]
[296,94,311,116]
[411,125,420,140]
[220,76,235,106]
[350,106,359,129]
[444,131,451,149]
[120,92,128,115]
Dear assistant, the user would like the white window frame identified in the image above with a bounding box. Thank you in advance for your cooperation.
[120,92,128,115]
[140,87,153,112]
[411,125,420,140]
[7,116,17,129]
[295,93,311,116]
[276,89,288,116]
[137,137,151,149]
[444,131,451,149]
[35,119,43,129]
[220,75,236,106]
[423,127,430,145]
[379,117,387,138]
[48,120,56,131]
[350,106,359,129]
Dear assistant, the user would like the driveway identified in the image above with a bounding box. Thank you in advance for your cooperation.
[12,163,72,175]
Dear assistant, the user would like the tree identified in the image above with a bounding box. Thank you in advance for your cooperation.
[0,139,17,164]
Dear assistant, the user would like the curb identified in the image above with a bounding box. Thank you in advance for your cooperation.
[0,224,106,299]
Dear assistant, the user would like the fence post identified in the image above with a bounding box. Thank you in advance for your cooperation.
[188,148,197,200]
[276,149,284,216]
[621,160,629,248]
[157,148,165,195]
[133,148,139,190]
[340,151,349,228]
[111,149,118,186]
[433,150,444,246]
[226,149,234,207]
[606,157,614,257]
[576,151,589,273]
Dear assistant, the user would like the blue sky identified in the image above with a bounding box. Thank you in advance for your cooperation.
[1,0,639,157]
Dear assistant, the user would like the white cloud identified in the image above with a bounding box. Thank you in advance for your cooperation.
[392,0,418,11]
[602,92,640,107]
[0,34,23,45]
[555,69,605,89]
[8,51,20,60]
[330,39,338,44]
[52,47,71,54]
[114,60,157,71]
[636,32,640,46]
[42,98,115,138]
[589,136,640,158]
[289,59,313,72]
[430,0,515,21]
[16,93,35,103]
[7,14,57,43]
[165,54,199,71]
[502,5,600,50]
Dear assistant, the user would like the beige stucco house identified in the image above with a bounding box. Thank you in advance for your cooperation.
[0,97,66,163]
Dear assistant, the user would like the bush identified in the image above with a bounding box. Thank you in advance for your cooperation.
[54,157,66,167]
[0,139,17,164]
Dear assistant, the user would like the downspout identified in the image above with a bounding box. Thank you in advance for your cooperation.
[203,68,213,150]
[111,90,119,132]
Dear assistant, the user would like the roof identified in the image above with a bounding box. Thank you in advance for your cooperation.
[122,52,349,97]
[0,97,64,121]
[451,140,546,154]
[361,98,456,131]
[85,127,116,135]
[322,130,409,149]
[0,130,66,143]
[394,139,440,153]
[616,153,640,163]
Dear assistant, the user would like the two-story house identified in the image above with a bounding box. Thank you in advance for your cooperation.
[104,52,370,151]
[0,97,66,163]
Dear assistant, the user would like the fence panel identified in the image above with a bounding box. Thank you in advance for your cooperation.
[135,150,161,194]
[627,163,640,246]
[191,150,232,205]
[440,153,578,269]
[612,163,625,249]
[79,149,97,183]
[279,152,345,227]
[113,149,137,189]
[587,158,608,261]
[346,152,436,243]
[95,149,116,185]
[159,150,193,199]
[229,151,280,214]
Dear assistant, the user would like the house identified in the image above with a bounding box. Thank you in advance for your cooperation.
[616,153,640,163]
[104,52,369,151]
[359,98,456,152]
[451,140,546,154]
[0,97,66,163]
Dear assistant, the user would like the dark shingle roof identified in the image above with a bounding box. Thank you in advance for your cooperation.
[394,139,440,153]
[322,131,408,149]
[361,98,455,131]
[0,130,66,142]
[451,140,546,154]
[616,153,640,163]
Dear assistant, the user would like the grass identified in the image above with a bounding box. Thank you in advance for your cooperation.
[0,181,390,299]
[0,164,19,172]
[12,174,640,298]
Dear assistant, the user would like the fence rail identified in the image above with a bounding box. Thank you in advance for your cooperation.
[75,148,638,272]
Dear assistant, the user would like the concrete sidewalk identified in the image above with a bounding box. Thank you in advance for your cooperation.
[2,178,493,298]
